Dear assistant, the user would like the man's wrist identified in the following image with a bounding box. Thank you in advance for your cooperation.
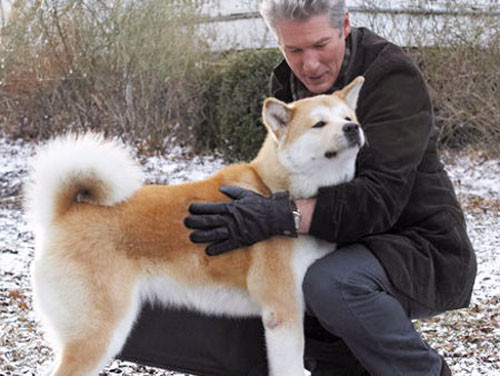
[295,198,316,234]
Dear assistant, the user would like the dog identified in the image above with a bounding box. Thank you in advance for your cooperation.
[26,76,365,376]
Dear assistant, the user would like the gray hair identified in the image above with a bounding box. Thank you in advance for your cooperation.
[259,0,347,35]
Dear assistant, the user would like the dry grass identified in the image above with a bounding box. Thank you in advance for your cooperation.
[359,0,500,153]
[0,0,215,147]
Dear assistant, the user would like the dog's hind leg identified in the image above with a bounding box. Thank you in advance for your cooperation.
[34,262,142,376]
[47,289,141,376]
[49,338,116,376]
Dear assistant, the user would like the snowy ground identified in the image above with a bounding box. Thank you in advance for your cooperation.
[0,136,499,375]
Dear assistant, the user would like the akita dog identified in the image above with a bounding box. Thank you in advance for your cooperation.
[26,76,365,376]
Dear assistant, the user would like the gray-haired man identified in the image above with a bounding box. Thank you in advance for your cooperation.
[186,1,476,375]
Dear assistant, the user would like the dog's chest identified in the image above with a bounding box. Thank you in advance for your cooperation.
[288,166,354,199]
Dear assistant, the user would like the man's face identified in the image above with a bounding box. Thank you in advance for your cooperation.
[276,13,351,94]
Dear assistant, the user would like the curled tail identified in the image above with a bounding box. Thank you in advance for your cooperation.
[25,133,143,229]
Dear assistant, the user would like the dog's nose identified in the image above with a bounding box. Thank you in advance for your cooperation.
[343,122,361,146]
[343,122,359,135]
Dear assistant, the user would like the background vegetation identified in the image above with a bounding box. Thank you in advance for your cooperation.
[358,0,500,151]
[190,49,282,161]
[0,0,214,148]
[0,0,499,161]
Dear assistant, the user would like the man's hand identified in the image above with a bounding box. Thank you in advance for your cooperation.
[184,185,297,256]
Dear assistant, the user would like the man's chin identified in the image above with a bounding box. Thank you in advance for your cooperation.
[304,80,333,94]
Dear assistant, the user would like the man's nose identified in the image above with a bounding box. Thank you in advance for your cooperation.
[302,50,320,72]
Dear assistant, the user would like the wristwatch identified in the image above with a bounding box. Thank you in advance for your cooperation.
[290,200,302,232]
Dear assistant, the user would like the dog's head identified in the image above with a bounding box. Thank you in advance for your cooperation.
[261,76,365,195]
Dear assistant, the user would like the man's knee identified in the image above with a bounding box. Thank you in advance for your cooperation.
[302,253,360,317]
[302,258,343,309]
[302,245,386,325]
[302,260,363,338]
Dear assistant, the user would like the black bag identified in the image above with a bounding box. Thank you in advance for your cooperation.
[118,304,268,376]
[118,305,368,376]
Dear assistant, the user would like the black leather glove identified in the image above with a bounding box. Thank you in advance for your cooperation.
[184,185,297,256]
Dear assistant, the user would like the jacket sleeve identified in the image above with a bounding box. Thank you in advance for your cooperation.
[309,49,434,243]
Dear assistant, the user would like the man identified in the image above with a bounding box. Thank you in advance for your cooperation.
[185,1,477,375]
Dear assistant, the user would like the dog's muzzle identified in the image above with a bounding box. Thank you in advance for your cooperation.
[343,122,362,147]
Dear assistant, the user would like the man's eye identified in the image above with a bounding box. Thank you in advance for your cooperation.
[313,121,326,128]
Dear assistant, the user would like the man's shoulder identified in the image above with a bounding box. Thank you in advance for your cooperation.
[348,27,423,91]
[353,27,389,49]
[351,27,412,69]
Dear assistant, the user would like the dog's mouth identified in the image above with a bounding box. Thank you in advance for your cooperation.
[348,136,363,148]
[324,140,362,159]
[324,150,338,159]
[324,123,364,159]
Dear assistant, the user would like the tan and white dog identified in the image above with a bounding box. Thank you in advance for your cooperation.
[26,76,365,376]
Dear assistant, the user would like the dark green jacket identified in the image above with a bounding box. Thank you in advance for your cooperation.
[271,27,476,311]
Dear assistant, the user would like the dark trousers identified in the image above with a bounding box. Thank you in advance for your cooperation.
[302,243,443,376]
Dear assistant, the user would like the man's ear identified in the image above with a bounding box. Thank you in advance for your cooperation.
[262,97,294,142]
[339,76,364,110]
[342,11,351,38]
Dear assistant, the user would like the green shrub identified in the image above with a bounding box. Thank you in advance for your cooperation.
[186,57,227,152]
[214,49,282,162]
[188,48,283,161]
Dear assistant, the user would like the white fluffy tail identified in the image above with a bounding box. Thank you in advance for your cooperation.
[25,133,143,230]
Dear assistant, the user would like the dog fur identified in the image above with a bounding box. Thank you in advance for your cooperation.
[26,76,365,376]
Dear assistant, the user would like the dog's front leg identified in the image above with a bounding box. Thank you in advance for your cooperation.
[262,307,305,376]
[247,239,306,376]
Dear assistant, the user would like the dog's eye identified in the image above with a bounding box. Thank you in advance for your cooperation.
[344,116,352,121]
[312,121,326,129]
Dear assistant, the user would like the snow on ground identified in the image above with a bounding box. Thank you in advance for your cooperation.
[0,136,499,375]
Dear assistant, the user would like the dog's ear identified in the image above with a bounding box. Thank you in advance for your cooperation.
[262,97,294,142]
[339,76,364,110]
